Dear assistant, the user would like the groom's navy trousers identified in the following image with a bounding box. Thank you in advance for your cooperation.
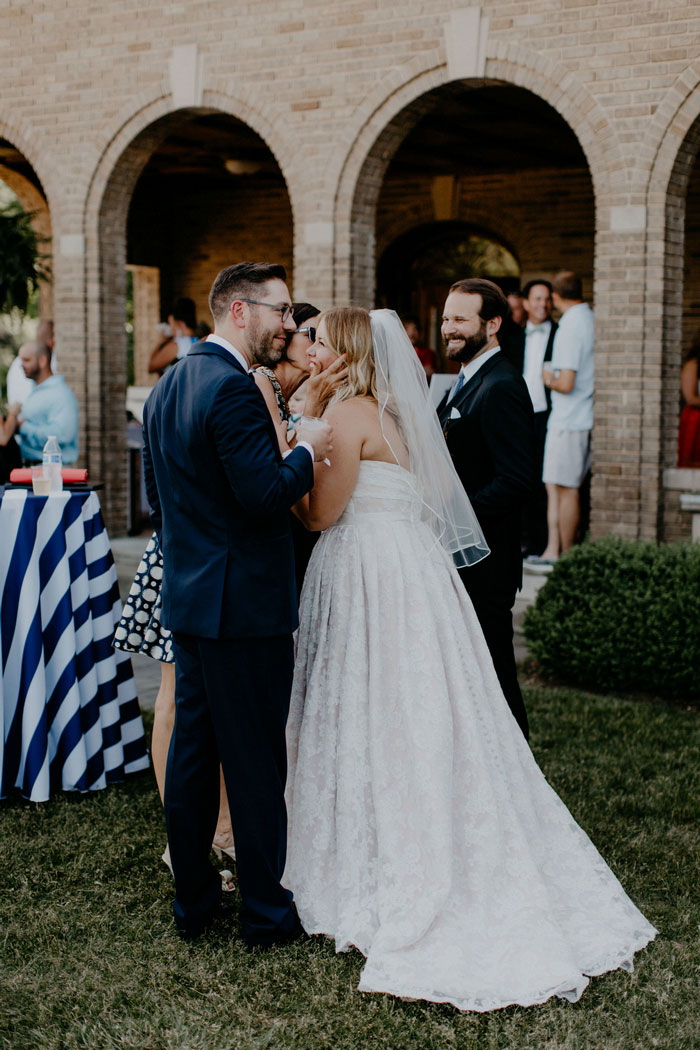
[167,633,296,942]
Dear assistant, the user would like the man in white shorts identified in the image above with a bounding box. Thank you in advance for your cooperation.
[538,271,594,562]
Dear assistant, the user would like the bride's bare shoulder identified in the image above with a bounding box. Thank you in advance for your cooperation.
[323,397,377,424]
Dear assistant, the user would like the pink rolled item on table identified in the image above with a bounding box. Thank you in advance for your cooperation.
[9,468,88,484]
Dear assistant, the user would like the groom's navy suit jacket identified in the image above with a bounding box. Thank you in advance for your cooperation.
[142,339,314,639]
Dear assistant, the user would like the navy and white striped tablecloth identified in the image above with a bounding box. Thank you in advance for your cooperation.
[0,488,150,802]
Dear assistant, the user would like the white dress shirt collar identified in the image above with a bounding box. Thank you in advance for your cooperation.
[459,344,501,386]
[523,324,550,414]
[206,333,251,374]
[525,319,551,336]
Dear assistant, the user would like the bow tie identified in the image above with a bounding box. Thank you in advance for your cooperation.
[526,322,547,334]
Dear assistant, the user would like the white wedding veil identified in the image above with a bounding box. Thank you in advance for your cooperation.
[370,309,489,568]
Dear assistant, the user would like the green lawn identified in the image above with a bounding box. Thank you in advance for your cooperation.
[1,686,698,1050]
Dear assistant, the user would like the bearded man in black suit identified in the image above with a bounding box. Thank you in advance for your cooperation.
[438,278,536,739]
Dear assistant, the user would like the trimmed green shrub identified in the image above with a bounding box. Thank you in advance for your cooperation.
[523,536,700,702]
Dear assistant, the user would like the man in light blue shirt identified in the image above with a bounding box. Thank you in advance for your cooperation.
[539,272,594,561]
[6,341,79,463]
[6,319,57,404]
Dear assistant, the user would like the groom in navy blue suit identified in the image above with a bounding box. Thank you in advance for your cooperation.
[143,262,331,945]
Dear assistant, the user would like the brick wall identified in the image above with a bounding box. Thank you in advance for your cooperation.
[128,174,294,325]
[377,168,595,291]
[0,0,698,536]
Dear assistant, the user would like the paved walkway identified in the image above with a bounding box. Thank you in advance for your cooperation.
[111,533,547,712]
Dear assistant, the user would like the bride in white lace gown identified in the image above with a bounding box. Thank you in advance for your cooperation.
[285,308,656,1012]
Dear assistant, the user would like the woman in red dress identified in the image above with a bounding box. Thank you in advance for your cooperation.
[678,339,700,467]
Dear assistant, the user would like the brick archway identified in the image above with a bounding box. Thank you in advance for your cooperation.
[83,96,295,531]
[85,88,298,238]
[331,47,618,305]
[376,205,522,269]
[0,117,58,219]
[0,165,53,318]
[0,122,54,318]
[377,220,521,355]
[637,66,700,539]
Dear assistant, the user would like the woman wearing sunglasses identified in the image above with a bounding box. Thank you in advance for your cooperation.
[253,302,347,592]
[252,302,320,447]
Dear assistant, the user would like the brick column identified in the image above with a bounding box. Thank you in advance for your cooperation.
[292,214,335,308]
[84,112,178,536]
[51,213,89,479]
[591,202,657,541]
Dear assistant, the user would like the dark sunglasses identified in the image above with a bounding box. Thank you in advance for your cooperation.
[292,326,316,342]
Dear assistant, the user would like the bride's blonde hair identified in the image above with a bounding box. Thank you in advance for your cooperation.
[319,307,377,403]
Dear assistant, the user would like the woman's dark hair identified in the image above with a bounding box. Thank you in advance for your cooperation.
[291,302,320,327]
[172,297,196,330]
[448,278,509,322]
[279,302,322,362]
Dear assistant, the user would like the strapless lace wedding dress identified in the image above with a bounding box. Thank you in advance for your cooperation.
[285,461,656,1011]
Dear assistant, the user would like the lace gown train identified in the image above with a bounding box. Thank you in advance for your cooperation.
[285,461,656,1011]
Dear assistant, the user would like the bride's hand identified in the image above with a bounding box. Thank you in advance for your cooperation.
[303,355,348,417]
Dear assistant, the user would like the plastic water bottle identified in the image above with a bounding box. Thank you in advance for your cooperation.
[42,435,63,493]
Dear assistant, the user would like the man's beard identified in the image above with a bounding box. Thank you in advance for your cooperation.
[443,321,490,364]
[248,314,285,368]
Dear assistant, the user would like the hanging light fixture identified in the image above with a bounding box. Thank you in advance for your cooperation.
[224,159,262,175]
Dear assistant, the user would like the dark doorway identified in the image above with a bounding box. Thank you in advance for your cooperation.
[376,221,520,364]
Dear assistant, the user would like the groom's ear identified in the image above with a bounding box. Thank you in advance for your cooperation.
[229,300,247,330]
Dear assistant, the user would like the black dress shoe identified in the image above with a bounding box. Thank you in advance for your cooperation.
[176,894,236,941]
[244,915,308,952]
[177,912,216,942]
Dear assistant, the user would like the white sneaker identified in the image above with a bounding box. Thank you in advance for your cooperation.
[524,557,556,575]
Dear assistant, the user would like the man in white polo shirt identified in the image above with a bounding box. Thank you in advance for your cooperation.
[539,271,594,561]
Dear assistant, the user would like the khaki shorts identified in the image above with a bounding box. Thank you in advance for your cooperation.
[542,428,592,487]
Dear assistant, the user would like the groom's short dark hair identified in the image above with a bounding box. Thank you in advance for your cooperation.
[209,262,287,322]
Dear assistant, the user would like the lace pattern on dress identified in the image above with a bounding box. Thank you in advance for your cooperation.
[285,461,656,1012]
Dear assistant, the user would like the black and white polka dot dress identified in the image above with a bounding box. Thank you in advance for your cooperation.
[112,533,173,663]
